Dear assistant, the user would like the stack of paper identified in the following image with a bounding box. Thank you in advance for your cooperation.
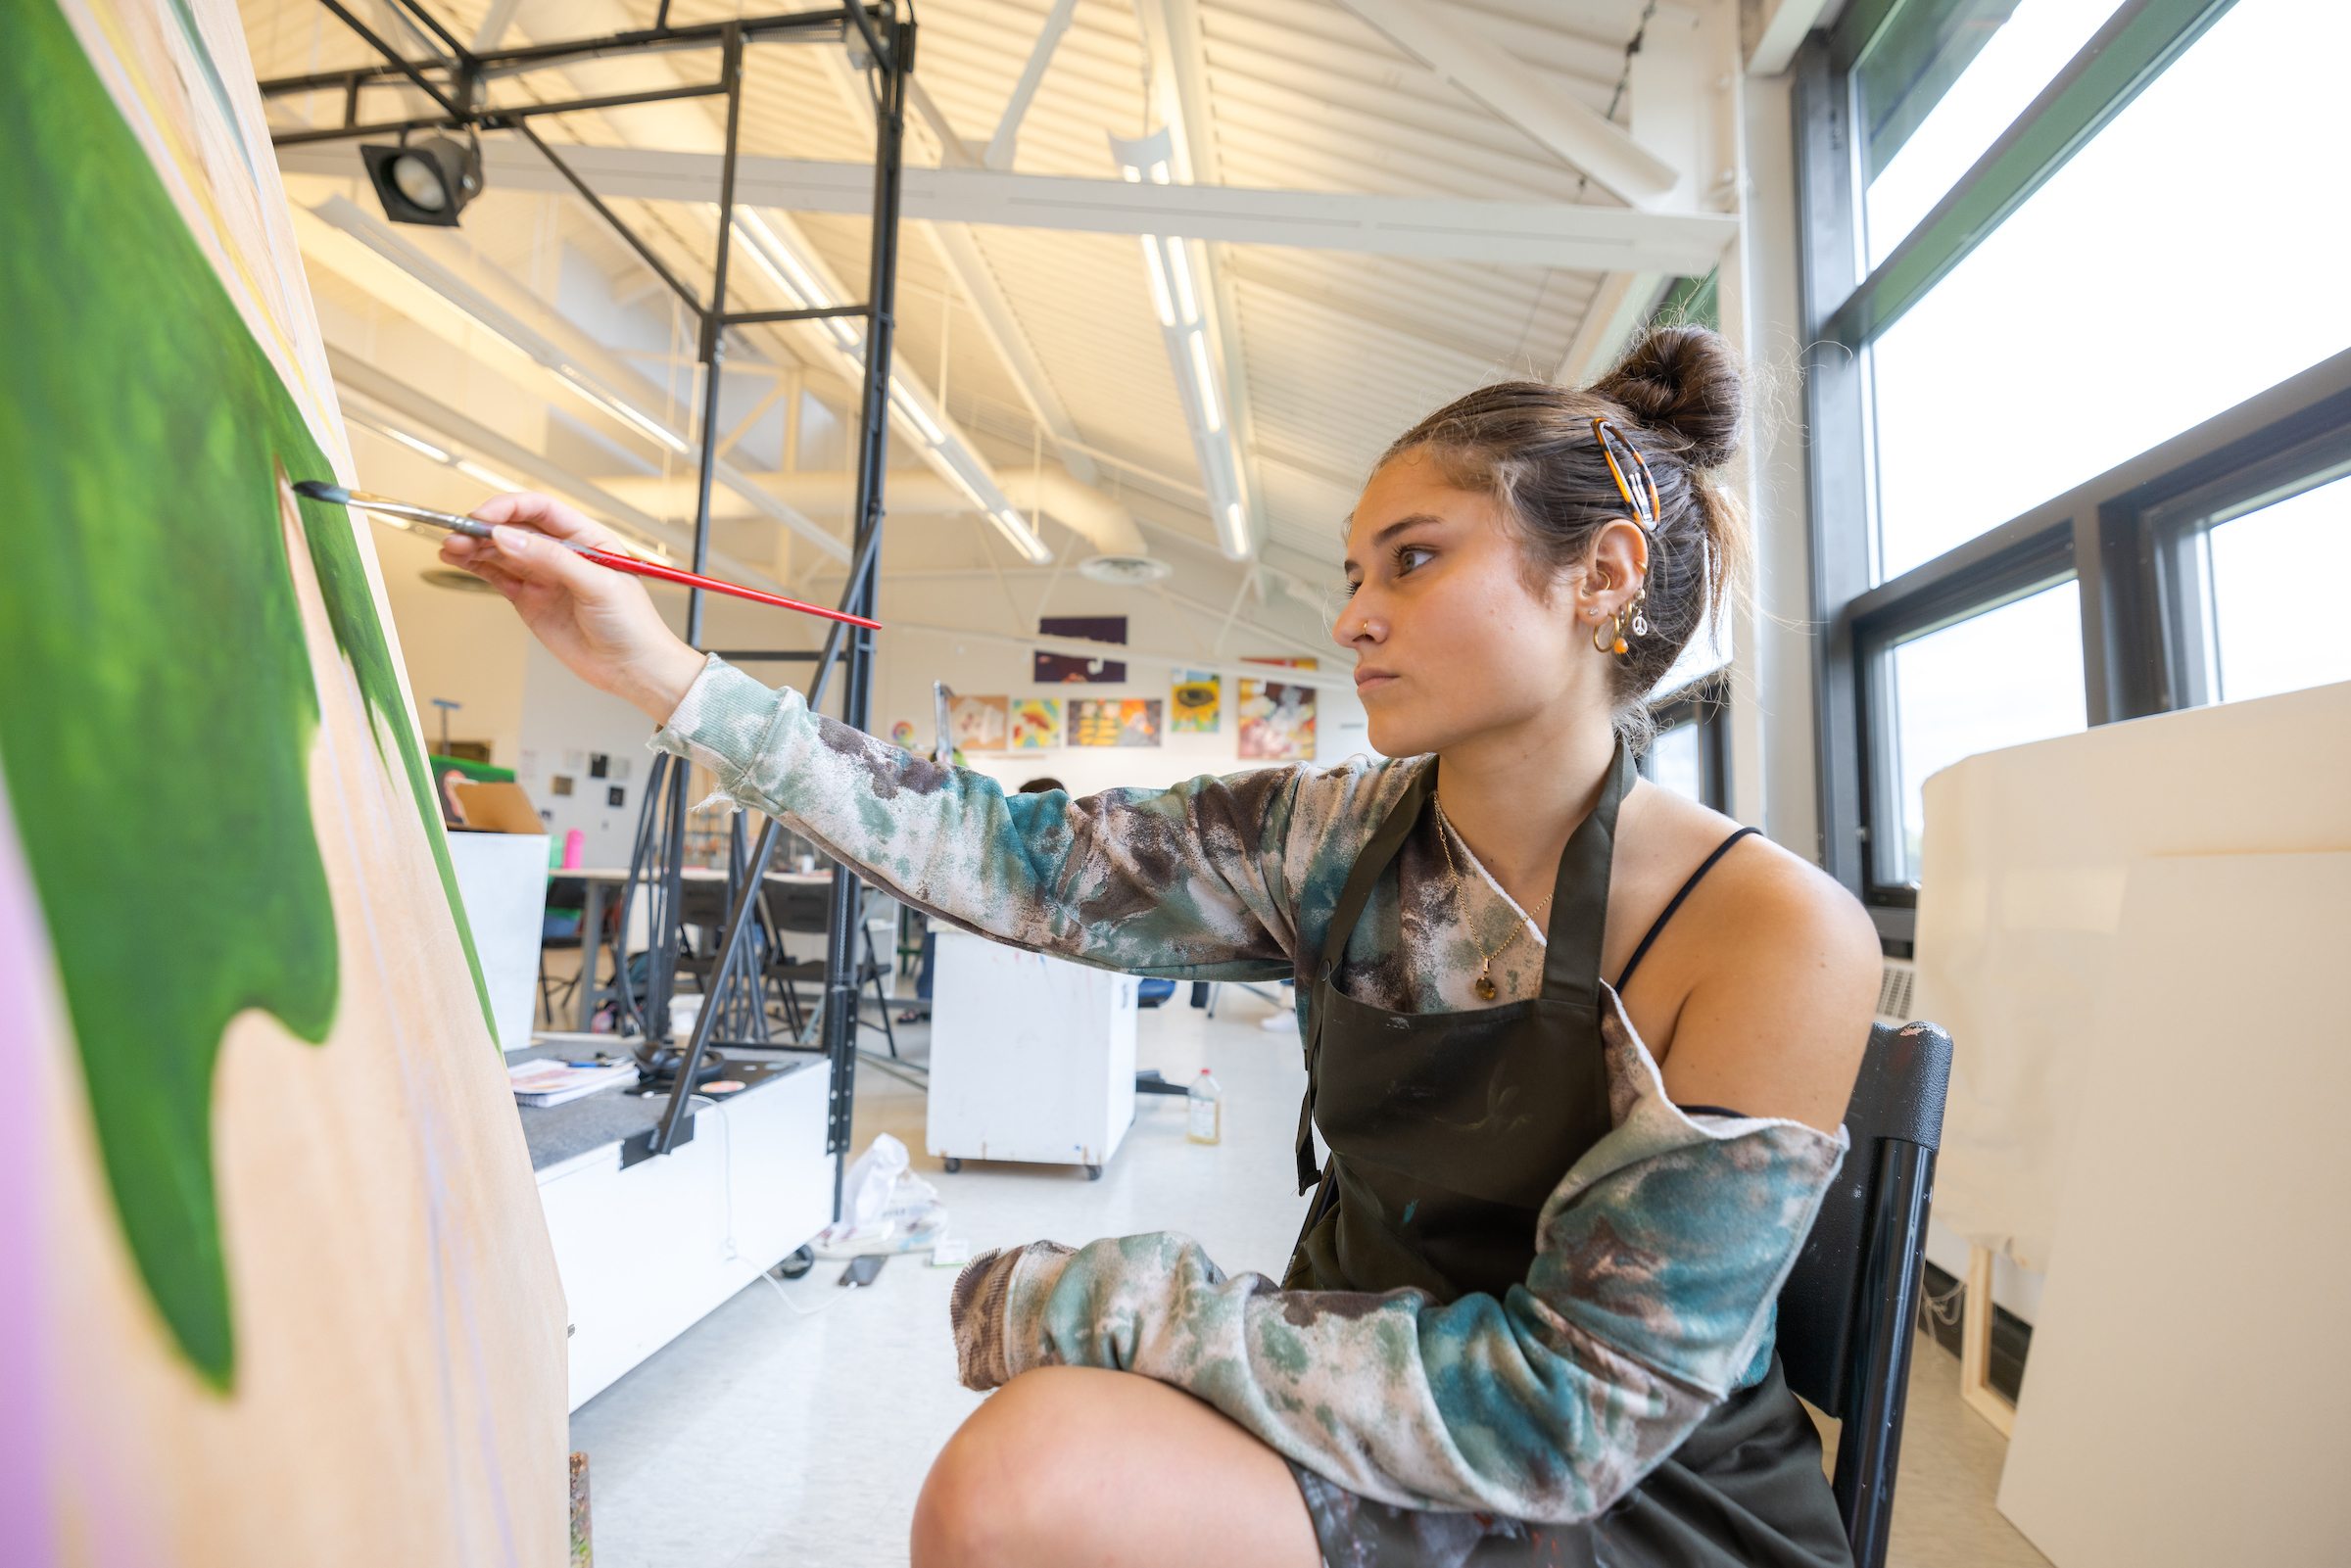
[507,1058,639,1108]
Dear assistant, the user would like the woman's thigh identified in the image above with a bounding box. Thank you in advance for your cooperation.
[911,1365,1322,1568]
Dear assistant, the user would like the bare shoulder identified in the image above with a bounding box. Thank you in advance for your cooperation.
[1623,785,1882,1129]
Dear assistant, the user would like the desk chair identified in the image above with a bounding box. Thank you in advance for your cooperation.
[1777,1020,1953,1568]
[759,878,901,1059]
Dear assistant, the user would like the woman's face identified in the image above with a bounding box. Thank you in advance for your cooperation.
[1331,448,1604,759]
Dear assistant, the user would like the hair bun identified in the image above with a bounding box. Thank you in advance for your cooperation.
[1592,323,1743,470]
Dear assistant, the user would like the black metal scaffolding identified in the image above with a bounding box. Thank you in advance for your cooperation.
[264,4,912,1214]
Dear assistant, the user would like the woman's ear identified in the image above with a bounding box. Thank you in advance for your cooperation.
[1582,519,1649,613]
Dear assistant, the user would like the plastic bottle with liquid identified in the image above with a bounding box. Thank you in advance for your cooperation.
[1186,1069,1223,1145]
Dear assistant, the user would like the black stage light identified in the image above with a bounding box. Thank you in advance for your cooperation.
[360,135,483,227]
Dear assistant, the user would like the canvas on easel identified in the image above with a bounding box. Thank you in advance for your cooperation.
[0,2,565,1562]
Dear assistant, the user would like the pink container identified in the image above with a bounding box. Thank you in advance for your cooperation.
[562,829,585,869]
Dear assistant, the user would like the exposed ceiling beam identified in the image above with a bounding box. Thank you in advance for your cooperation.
[1135,0,1263,561]
[805,44,1103,492]
[1744,0,1839,76]
[330,350,790,594]
[274,142,1738,270]
[985,0,1078,169]
[1554,269,1667,386]
[1337,0,1681,207]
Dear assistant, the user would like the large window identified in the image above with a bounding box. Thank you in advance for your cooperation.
[1867,0,2351,582]
[1869,579,2086,885]
[1798,0,2351,929]
[2150,432,2351,709]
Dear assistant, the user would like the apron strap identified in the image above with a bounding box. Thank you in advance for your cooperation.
[1296,759,1435,1192]
[1538,735,1636,1010]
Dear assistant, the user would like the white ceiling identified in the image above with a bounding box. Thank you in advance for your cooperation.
[238,0,1740,652]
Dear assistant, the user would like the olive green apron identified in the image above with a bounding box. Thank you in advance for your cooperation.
[1279,741,1851,1567]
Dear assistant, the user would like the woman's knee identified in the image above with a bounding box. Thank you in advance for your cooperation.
[911,1367,1099,1568]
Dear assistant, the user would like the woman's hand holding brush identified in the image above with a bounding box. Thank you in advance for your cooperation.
[439,494,709,724]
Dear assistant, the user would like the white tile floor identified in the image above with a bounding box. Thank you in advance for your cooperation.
[567,987,2048,1568]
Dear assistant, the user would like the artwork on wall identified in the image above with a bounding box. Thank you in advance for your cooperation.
[948,694,1010,752]
[1010,698,1062,750]
[1071,698,1164,747]
[1033,615,1128,683]
[1240,658,1319,761]
[0,3,563,1560]
[1172,670,1222,733]
[889,720,917,748]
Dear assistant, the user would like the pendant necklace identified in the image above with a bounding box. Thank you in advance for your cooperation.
[1432,795,1551,1001]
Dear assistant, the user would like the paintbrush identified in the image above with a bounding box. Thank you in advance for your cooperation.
[293,481,883,632]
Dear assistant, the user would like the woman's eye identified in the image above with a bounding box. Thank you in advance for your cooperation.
[1394,545,1433,575]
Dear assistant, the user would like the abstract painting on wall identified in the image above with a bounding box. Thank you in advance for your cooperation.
[0,3,564,1561]
[1010,698,1063,750]
[1171,671,1222,733]
[948,694,1010,753]
[1033,615,1128,683]
[1240,658,1319,761]
[1071,699,1164,747]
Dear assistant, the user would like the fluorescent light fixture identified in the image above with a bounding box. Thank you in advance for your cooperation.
[1121,165,1142,182]
[1165,239,1198,325]
[941,462,990,513]
[991,507,1052,564]
[1148,161,1171,184]
[1223,500,1247,553]
[1187,331,1222,434]
[888,379,945,445]
[356,416,452,464]
[454,458,522,492]
[730,209,833,309]
[1139,238,1176,327]
[555,365,690,454]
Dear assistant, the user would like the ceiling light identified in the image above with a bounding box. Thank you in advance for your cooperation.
[1165,239,1199,325]
[991,508,1053,565]
[360,136,482,227]
[1222,501,1247,555]
[1139,238,1176,327]
[1187,332,1222,434]
[354,416,452,464]
[454,457,522,492]
[888,380,945,445]
[555,365,690,454]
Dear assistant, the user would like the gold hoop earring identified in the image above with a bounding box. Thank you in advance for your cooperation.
[1592,606,1627,655]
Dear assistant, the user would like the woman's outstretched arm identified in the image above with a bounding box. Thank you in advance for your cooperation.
[437,493,1375,978]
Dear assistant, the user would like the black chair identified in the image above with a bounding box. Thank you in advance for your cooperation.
[1776,1020,1953,1568]
[759,878,902,1058]
[537,874,591,1026]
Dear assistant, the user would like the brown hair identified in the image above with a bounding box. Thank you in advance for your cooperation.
[1378,324,1749,741]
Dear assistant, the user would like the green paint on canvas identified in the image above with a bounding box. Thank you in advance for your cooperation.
[0,0,494,1391]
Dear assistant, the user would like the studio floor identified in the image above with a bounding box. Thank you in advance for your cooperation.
[566,988,2050,1568]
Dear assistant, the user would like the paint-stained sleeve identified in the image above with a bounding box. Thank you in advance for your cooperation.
[947,996,1850,1524]
[648,654,1371,979]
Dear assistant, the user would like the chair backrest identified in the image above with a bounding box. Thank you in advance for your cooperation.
[1776,1020,1953,1568]
[762,878,837,934]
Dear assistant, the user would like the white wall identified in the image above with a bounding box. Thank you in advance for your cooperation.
[853,582,1374,799]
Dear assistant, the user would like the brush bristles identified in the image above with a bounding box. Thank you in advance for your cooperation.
[292,480,352,505]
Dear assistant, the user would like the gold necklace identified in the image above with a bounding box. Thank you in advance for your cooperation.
[1431,795,1552,1001]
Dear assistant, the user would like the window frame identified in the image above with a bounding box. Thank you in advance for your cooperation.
[1793,0,2351,943]
[1641,672,1732,812]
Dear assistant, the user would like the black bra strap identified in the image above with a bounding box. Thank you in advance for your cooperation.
[1615,826,1758,991]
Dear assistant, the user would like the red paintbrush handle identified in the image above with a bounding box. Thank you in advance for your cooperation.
[575,546,883,631]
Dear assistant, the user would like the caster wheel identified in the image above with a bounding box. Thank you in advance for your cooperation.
[775,1246,814,1280]
[1085,1164,1103,1182]
[942,1157,962,1173]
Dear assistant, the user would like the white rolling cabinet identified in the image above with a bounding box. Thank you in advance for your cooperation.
[925,929,1138,1179]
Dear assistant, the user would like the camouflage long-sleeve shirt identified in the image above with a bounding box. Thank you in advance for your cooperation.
[650,656,1847,1523]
